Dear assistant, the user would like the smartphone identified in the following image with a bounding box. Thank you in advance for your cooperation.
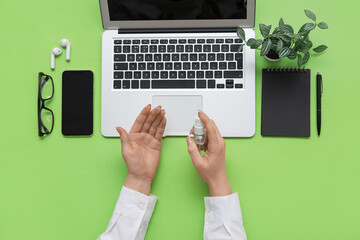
[62,70,93,136]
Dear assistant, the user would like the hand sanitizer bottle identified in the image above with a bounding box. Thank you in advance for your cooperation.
[194,116,206,151]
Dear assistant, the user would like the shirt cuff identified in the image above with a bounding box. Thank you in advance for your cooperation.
[204,193,243,223]
[113,186,157,217]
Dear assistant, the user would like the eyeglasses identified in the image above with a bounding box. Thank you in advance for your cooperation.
[38,72,54,136]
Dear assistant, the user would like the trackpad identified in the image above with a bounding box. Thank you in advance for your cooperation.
[153,95,203,136]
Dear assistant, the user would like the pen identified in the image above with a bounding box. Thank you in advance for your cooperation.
[316,73,322,136]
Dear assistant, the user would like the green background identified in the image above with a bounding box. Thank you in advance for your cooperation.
[1,0,359,239]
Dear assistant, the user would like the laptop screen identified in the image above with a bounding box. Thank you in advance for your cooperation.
[107,0,247,21]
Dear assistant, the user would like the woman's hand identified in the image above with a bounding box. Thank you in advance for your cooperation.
[187,111,232,197]
[116,105,166,195]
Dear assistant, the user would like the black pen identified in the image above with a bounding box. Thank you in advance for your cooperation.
[316,73,323,136]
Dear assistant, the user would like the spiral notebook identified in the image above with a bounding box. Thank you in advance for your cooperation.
[261,68,311,137]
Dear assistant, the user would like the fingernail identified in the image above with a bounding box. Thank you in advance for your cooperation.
[198,109,204,115]
[187,137,192,144]
[116,127,121,136]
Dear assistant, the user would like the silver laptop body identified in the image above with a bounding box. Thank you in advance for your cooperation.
[99,0,256,137]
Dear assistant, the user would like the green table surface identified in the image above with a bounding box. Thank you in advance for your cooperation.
[1,0,359,239]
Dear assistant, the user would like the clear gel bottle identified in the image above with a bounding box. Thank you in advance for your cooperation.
[194,116,206,151]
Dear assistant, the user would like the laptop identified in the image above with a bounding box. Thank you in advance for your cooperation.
[99,0,256,137]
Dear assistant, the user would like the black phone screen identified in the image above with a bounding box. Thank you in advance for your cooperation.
[62,71,93,136]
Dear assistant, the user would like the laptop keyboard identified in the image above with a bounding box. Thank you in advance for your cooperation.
[113,38,244,90]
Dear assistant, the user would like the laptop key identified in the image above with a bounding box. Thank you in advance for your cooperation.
[145,54,153,61]
[206,39,215,43]
[114,80,121,89]
[208,53,216,61]
[143,71,150,79]
[136,54,144,61]
[132,80,139,89]
[215,71,222,78]
[199,54,206,61]
[158,45,166,52]
[127,54,135,61]
[114,72,123,79]
[225,39,233,43]
[187,71,195,78]
[235,83,244,88]
[183,62,191,70]
[226,84,234,88]
[129,63,137,70]
[123,80,130,89]
[152,80,195,89]
[140,80,150,89]
[197,39,205,43]
[172,54,180,61]
[188,39,196,44]
[208,80,215,88]
[224,71,243,78]
[167,45,175,52]
[185,45,193,52]
[150,45,157,52]
[179,39,186,44]
[156,63,164,70]
[165,62,173,70]
[114,54,126,61]
[125,71,132,79]
[132,45,139,53]
[206,71,213,78]
[132,40,140,44]
[221,45,230,52]
[179,71,186,78]
[203,45,211,52]
[235,39,243,43]
[169,71,177,79]
[181,54,188,61]
[196,80,206,89]
[174,62,181,70]
[134,71,141,79]
[196,71,204,78]
[192,62,200,70]
[163,54,171,61]
[231,44,242,52]
[194,45,202,52]
[138,63,146,70]
[123,40,131,44]
[210,62,218,70]
[114,46,121,53]
[141,45,148,53]
[114,63,128,70]
[123,45,130,53]
[161,71,168,79]
[142,40,149,44]
[228,62,236,69]
[152,71,160,79]
[147,63,155,70]
[170,39,177,44]
[216,39,224,43]
[217,84,225,88]
[190,54,197,61]
[219,62,227,69]
[176,45,184,52]
[114,40,122,44]
[226,80,234,84]
[217,53,225,61]
[160,39,168,44]
[154,54,161,61]
[226,53,234,61]
[151,39,159,44]
[201,62,209,70]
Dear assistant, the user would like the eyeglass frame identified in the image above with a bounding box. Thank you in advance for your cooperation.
[38,72,54,136]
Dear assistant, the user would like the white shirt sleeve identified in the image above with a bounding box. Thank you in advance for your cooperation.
[98,186,157,240]
[204,193,247,240]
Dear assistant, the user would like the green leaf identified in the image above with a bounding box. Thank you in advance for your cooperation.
[298,54,303,67]
[313,45,328,52]
[260,38,272,56]
[252,39,263,49]
[287,49,297,60]
[236,27,246,41]
[237,44,244,53]
[302,52,310,64]
[276,39,283,52]
[246,38,257,47]
[318,22,328,29]
[284,24,294,34]
[304,10,316,21]
[279,47,291,58]
[301,23,316,32]
[279,18,284,32]
[272,27,281,36]
[259,24,272,38]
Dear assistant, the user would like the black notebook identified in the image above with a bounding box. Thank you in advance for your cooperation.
[261,68,311,137]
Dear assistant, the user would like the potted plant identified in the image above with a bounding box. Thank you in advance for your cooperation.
[236,10,328,66]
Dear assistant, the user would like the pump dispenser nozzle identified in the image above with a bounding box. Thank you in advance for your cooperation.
[194,116,206,150]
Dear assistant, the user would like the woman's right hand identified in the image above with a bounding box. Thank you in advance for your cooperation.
[186,111,232,197]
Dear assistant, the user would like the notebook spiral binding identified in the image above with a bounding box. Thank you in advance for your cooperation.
[266,67,308,73]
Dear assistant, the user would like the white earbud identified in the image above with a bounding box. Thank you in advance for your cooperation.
[51,48,62,70]
[59,39,71,61]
